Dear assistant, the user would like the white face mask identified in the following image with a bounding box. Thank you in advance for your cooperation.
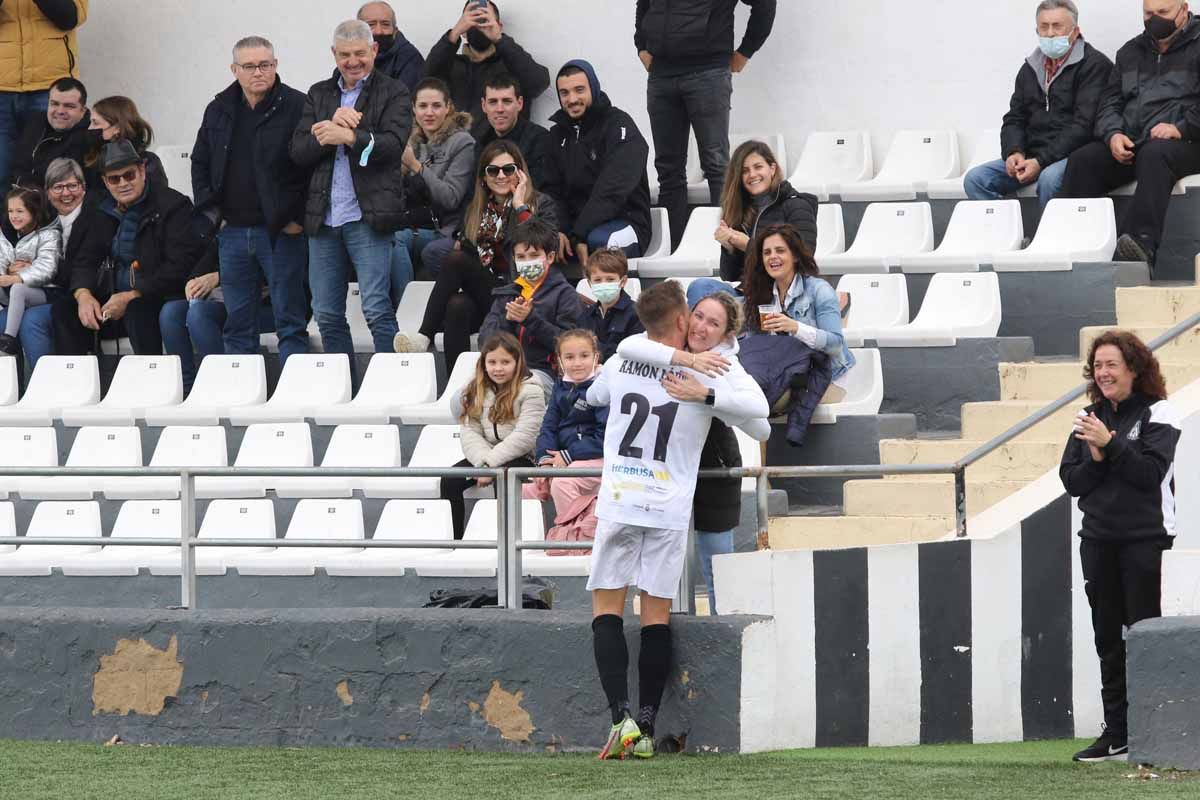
[516,258,546,283]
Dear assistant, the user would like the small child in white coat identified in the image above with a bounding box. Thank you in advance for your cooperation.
[0,186,62,355]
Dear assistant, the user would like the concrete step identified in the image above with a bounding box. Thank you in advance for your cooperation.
[1116,285,1200,327]
[999,360,1200,402]
[879,437,1061,481]
[769,514,952,550]
[842,477,1027,518]
[960,401,1080,441]
[1079,325,1200,361]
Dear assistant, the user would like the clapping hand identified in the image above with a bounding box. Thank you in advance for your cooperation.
[505,296,532,323]
[1074,412,1113,462]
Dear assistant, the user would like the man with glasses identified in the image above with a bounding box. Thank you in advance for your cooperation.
[192,35,309,364]
[10,77,92,189]
[52,140,202,356]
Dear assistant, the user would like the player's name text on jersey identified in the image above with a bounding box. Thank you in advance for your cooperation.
[616,360,688,381]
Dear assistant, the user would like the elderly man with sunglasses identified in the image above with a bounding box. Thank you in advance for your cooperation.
[51,140,203,356]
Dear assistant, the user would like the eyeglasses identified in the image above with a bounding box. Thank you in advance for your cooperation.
[103,168,140,187]
[236,61,276,74]
[49,181,83,194]
[484,164,518,178]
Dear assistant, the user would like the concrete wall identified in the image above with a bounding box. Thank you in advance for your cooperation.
[1127,616,1200,770]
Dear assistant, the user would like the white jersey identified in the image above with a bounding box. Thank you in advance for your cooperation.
[588,355,724,529]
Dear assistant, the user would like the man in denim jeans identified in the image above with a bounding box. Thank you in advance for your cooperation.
[192,35,309,365]
[635,0,776,249]
[291,19,412,358]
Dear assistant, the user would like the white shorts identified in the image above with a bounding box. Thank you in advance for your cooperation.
[586,519,688,600]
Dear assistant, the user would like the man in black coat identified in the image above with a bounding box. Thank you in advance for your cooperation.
[546,60,652,268]
[964,0,1112,208]
[477,73,556,194]
[10,76,92,189]
[358,1,424,94]
[424,1,550,141]
[1060,2,1200,268]
[290,19,412,358]
[193,35,310,364]
[52,140,202,356]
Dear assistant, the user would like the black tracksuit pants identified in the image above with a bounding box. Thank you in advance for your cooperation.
[1079,536,1170,738]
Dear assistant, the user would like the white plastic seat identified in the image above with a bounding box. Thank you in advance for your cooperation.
[627,207,671,273]
[819,203,935,274]
[152,145,192,199]
[0,427,57,498]
[0,503,17,554]
[787,130,874,201]
[61,356,183,426]
[926,130,1001,200]
[0,358,17,407]
[898,200,1024,273]
[991,197,1117,272]
[635,207,722,278]
[416,498,545,578]
[105,426,229,500]
[395,281,434,337]
[839,130,961,202]
[227,354,352,425]
[312,353,437,425]
[21,427,142,500]
[0,356,100,426]
[815,204,846,258]
[275,424,402,498]
[811,349,884,424]
[60,500,181,576]
[576,277,642,302]
[874,272,1002,347]
[369,424,463,498]
[734,427,762,492]
[197,422,313,499]
[144,355,268,426]
[836,274,910,347]
[233,499,365,576]
[324,499,456,576]
[688,132,788,204]
[345,283,375,352]
[0,501,102,576]
[146,499,277,576]
[399,352,480,425]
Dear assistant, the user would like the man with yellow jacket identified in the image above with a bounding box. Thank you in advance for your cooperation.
[0,0,88,186]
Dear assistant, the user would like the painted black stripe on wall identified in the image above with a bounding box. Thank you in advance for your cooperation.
[813,548,869,747]
[919,538,973,744]
[1021,494,1074,740]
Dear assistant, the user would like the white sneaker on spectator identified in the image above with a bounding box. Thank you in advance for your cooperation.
[393,332,430,353]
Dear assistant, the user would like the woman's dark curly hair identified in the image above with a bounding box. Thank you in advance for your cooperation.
[1084,330,1167,403]
[742,223,819,332]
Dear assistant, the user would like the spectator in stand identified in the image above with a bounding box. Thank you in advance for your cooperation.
[1060,330,1179,764]
[964,0,1112,208]
[0,186,62,356]
[84,96,166,189]
[635,0,777,249]
[358,1,424,94]
[11,77,91,189]
[193,35,310,364]
[580,249,643,362]
[547,60,652,267]
[0,0,87,188]
[424,1,550,141]
[477,73,554,190]
[742,224,854,404]
[291,19,412,357]
[1060,0,1200,269]
[480,217,583,396]
[393,139,558,373]
[52,140,202,356]
[443,331,546,538]
[392,77,475,296]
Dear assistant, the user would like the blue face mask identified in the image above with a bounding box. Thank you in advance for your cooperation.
[1038,35,1072,59]
[591,282,621,305]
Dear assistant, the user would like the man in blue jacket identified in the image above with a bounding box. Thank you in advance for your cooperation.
[358,2,424,95]
[192,35,309,363]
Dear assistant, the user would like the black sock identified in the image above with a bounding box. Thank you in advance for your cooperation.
[638,624,672,725]
[592,614,629,725]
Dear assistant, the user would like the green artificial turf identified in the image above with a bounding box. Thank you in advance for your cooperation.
[0,738,1194,799]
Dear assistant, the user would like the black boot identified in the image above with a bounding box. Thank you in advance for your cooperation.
[0,334,19,356]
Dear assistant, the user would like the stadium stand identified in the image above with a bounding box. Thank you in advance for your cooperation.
[873,272,1003,347]
[233,499,366,576]
[819,202,935,273]
[59,356,183,426]
[991,197,1118,271]
[897,200,1025,273]
[0,501,102,576]
[324,499,456,576]
[838,130,961,201]
[635,206,722,278]
[399,352,480,426]
[228,354,352,424]
[59,500,182,576]
[21,426,143,500]
[144,355,269,426]
[814,203,846,258]
[837,274,910,346]
[0,427,57,498]
[145,498,277,576]
[2,356,100,426]
[787,130,873,202]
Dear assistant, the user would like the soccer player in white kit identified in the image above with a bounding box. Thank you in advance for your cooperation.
[585,281,769,759]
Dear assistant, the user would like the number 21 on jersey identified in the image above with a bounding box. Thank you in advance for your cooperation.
[617,392,679,463]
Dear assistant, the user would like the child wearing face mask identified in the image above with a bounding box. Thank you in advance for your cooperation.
[524,329,609,554]
[0,187,63,356]
[479,218,584,399]
[580,249,644,362]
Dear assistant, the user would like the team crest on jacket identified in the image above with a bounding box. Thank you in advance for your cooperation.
[1128,421,1141,441]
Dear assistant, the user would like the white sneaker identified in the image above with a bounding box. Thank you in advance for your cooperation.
[393,331,430,353]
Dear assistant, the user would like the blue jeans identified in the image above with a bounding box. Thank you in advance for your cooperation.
[685,278,740,309]
[963,157,1068,208]
[0,90,48,186]
[420,236,456,278]
[696,529,735,615]
[0,301,53,372]
[585,219,643,259]
[218,226,309,364]
[309,220,397,355]
[391,227,441,305]
[160,298,226,392]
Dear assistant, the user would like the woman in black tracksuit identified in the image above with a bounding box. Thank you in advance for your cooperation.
[1060,330,1180,764]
